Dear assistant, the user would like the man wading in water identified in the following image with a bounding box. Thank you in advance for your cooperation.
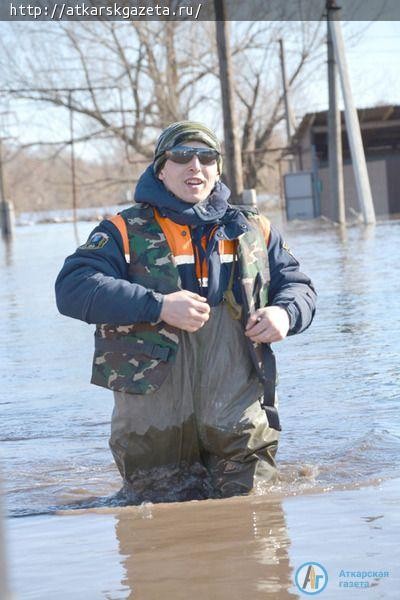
[55,121,316,502]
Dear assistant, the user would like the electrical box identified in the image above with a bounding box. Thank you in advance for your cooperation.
[284,172,320,220]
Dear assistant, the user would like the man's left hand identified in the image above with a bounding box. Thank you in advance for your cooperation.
[245,306,290,344]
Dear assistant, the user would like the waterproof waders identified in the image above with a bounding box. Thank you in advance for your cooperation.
[110,304,279,501]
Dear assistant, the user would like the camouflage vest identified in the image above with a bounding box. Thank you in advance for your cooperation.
[91,204,270,395]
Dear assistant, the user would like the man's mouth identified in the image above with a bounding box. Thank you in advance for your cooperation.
[185,178,204,188]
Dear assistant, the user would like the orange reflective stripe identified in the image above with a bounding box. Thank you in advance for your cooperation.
[108,215,130,263]
[154,210,246,281]
[258,214,271,246]
[218,239,236,261]
[153,209,192,257]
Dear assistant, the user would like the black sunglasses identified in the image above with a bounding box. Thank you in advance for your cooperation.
[165,145,220,165]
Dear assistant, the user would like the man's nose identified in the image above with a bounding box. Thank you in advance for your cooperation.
[188,155,201,171]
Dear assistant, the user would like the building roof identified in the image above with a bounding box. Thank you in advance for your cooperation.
[293,104,400,145]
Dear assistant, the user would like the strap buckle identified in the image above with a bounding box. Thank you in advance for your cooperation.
[150,345,171,361]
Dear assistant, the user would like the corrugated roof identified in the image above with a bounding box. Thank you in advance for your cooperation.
[293,104,400,144]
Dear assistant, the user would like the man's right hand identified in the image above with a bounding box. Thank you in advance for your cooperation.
[160,290,210,332]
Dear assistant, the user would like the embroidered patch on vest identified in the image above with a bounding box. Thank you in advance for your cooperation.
[282,240,296,259]
[80,232,109,250]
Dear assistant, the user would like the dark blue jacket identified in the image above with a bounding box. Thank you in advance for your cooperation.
[55,175,316,335]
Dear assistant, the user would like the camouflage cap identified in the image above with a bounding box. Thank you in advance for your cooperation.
[153,121,223,174]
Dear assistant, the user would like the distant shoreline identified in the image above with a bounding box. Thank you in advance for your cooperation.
[15,195,282,227]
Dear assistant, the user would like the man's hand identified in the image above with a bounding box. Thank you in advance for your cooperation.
[245,306,290,343]
[160,290,210,332]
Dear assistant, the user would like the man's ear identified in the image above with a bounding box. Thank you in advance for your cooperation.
[158,169,165,181]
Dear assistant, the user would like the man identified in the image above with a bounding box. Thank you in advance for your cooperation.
[55,121,316,502]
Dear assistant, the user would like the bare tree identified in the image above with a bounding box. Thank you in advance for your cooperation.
[1,19,332,200]
[231,21,327,188]
[0,21,217,157]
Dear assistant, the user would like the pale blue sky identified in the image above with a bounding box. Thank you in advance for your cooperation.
[1,20,400,158]
[316,21,400,110]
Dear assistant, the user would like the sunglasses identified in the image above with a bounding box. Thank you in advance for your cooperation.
[165,145,220,165]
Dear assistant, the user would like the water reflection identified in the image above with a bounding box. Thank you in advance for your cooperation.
[1,236,14,267]
[336,223,348,244]
[114,496,299,599]
[360,223,376,241]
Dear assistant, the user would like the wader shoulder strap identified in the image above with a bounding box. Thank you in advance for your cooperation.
[261,345,281,431]
[238,220,281,431]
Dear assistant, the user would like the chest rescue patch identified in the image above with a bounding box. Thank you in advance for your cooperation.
[80,231,109,250]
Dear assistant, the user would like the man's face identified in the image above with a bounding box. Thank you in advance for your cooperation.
[158,141,220,204]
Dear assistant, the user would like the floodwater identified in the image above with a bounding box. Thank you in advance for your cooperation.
[1,213,400,598]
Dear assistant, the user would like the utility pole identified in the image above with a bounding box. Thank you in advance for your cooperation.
[68,91,80,244]
[214,0,243,204]
[0,137,13,238]
[328,9,376,224]
[278,38,296,172]
[326,1,345,224]
[0,139,5,205]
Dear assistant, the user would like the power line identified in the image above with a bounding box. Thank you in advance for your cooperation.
[0,86,121,94]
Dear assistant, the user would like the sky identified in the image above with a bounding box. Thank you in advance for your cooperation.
[1,20,400,159]
[314,20,400,110]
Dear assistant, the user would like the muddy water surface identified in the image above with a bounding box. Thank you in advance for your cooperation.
[6,479,400,599]
[1,214,400,598]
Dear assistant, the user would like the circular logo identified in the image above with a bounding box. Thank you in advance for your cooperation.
[295,562,328,595]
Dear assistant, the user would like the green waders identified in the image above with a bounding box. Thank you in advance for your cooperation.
[109,304,279,501]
